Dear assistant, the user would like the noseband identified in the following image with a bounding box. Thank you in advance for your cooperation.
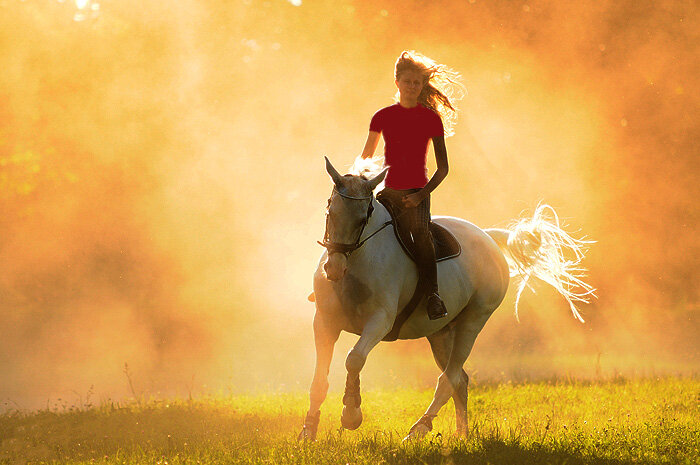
[318,187,392,257]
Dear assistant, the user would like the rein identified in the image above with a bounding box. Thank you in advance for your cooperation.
[318,187,393,257]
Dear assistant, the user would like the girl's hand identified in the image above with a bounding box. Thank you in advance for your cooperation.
[402,192,423,208]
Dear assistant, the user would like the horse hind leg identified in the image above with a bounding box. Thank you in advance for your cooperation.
[405,302,493,441]
[426,324,471,437]
[420,323,470,438]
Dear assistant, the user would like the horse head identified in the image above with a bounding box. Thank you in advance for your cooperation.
[322,157,387,281]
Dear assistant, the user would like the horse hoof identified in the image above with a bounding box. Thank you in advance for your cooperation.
[340,406,363,430]
[297,426,317,442]
[402,423,430,442]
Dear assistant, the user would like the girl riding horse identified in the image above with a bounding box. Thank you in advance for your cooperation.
[360,50,463,320]
[300,52,594,442]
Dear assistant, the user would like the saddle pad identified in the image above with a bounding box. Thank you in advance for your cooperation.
[376,194,461,263]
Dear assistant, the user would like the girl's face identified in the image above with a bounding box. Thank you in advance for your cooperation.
[395,69,426,99]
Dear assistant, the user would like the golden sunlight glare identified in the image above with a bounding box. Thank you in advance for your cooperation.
[0,0,696,409]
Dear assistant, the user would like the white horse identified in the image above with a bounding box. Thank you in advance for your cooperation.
[299,157,595,441]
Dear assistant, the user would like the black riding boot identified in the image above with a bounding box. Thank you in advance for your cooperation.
[417,256,447,320]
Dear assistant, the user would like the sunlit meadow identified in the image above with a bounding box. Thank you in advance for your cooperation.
[2,378,698,464]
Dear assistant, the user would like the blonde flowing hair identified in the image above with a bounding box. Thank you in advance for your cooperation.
[394,50,465,137]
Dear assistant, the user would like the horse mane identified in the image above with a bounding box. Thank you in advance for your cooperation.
[349,155,386,192]
[349,155,385,180]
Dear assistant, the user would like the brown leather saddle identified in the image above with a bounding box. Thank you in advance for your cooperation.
[376,193,461,263]
[375,190,461,341]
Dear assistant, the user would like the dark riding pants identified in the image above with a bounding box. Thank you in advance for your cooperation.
[380,188,438,296]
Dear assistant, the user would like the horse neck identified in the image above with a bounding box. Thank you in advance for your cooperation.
[352,197,393,262]
[365,197,390,237]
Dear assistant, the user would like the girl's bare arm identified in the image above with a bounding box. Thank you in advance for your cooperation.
[360,131,381,159]
[422,135,449,196]
[402,136,449,207]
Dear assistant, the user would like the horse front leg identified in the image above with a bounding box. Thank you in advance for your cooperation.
[298,312,340,441]
[341,310,393,430]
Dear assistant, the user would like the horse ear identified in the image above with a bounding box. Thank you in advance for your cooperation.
[366,166,389,191]
[325,156,344,186]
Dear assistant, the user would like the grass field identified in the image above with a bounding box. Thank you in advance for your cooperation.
[1,377,698,464]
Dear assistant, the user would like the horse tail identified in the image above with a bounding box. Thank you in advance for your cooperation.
[485,203,596,323]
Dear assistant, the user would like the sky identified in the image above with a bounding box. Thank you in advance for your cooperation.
[0,0,697,409]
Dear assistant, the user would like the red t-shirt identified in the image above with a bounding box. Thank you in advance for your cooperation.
[369,103,444,189]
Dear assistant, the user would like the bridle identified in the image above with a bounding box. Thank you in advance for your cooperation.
[318,187,393,257]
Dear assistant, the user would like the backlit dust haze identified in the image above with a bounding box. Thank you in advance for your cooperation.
[0,0,697,409]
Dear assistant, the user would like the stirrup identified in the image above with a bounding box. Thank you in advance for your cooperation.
[427,293,448,320]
